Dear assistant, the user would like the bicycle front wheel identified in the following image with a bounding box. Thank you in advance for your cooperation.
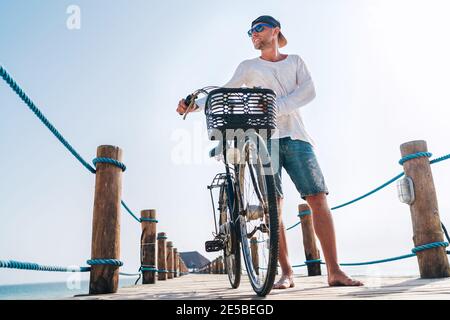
[237,134,279,297]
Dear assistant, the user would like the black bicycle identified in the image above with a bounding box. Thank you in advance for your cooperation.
[181,87,280,296]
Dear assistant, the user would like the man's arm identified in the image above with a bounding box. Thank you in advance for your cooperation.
[276,56,316,116]
[193,61,247,111]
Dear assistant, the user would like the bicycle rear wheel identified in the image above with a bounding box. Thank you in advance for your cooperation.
[237,134,279,297]
[219,184,241,289]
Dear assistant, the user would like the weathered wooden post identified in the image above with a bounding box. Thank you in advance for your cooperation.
[250,237,259,275]
[180,257,187,276]
[173,248,179,278]
[167,241,174,279]
[89,145,124,294]
[208,262,211,274]
[157,232,168,281]
[177,254,183,277]
[400,140,450,278]
[140,209,157,284]
[298,204,322,276]
[183,259,188,275]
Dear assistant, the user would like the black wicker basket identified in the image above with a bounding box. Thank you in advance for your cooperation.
[204,88,277,137]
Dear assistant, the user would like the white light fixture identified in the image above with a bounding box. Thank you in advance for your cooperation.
[397,176,415,205]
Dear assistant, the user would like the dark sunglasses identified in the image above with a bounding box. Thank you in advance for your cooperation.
[247,23,273,37]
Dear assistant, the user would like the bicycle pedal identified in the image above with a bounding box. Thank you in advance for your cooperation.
[205,240,224,252]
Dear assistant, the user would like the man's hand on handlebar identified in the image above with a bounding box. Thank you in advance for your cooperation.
[176,86,218,119]
[176,99,189,115]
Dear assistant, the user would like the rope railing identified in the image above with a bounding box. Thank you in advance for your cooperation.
[286,151,450,231]
[293,152,450,275]
[2,64,450,291]
[0,65,141,225]
[0,65,180,290]
[291,241,449,268]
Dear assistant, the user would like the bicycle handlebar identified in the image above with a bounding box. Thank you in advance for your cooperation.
[180,86,219,120]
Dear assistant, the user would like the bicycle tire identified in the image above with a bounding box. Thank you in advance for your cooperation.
[236,133,279,297]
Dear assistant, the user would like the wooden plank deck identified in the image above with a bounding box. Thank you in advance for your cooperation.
[70,274,450,300]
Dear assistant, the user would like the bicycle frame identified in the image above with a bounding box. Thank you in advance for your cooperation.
[207,137,245,240]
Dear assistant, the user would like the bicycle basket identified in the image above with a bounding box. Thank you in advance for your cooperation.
[205,88,277,137]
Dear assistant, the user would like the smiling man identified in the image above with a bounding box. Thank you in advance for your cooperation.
[177,15,363,289]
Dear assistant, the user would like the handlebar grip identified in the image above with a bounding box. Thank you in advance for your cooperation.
[184,94,193,107]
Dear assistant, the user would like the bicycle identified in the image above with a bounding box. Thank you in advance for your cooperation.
[180,86,280,296]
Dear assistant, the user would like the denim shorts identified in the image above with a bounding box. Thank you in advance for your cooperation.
[267,137,329,200]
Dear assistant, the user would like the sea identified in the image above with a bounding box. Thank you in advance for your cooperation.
[0,276,140,300]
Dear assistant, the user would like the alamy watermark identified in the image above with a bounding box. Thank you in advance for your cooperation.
[170,120,280,175]
[66,5,81,30]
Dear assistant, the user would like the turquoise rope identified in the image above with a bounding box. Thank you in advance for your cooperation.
[119,272,141,276]
[0,260,90,272]
[93,157,126,172]
[140,267,158,272]
[1,66,141,225]
[305,259,322,264]
[329,172,405,212]
[412,241,448,254]
[298,209,311,218]
[0,65,96,174]
[287,151,450,231]
[141,218,159,223]
[86,259,123,267]
[120,200,141,223]
[286,221,301,231]
[399,152,432,165]
[430,153,450,165]
[292,242,449,268]
[157,236,168,240]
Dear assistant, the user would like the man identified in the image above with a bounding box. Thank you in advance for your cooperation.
[176,15,363,289]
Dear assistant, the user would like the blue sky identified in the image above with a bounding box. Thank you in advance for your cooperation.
[1,0,450,286]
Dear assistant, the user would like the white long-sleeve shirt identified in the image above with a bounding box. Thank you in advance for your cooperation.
[195,54,317,146]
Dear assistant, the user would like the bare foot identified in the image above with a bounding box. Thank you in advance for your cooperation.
[273,274,295,289]
[328,270,363,287]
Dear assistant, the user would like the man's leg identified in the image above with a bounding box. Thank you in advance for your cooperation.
[273,196,295,289]
[305,192,363,286]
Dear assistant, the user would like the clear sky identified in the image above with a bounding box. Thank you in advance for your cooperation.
[1,0,450,285]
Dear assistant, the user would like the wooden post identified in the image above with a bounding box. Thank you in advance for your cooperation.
[157,232,168,281]
[89,145,123,294]
[400,140,450,278]
[250,237,259,275]
[208,262,211,274]
[178,257,183,276]
[141,209,157,284]
[180,257,186,276]
[173,248,178,278]
[298,204,322,276]
[167,241,174,279]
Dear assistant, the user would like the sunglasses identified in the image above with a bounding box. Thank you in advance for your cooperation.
[247,23,273,37]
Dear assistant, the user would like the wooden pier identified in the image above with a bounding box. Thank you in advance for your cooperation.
[71,274,450,300]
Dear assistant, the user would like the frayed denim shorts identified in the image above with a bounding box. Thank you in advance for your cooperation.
[267,137,329,200]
